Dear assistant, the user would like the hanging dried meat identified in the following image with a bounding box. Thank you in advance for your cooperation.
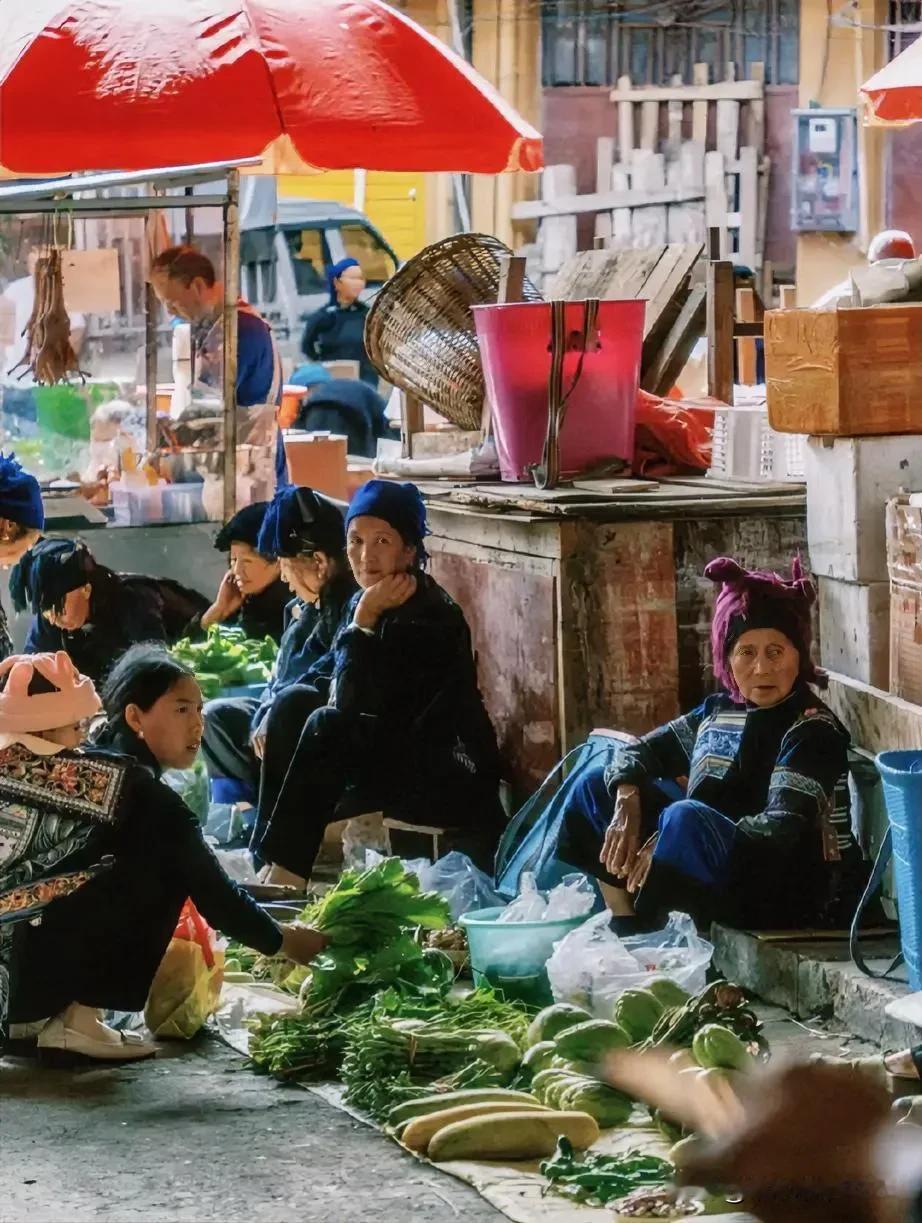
[8,247,84,385]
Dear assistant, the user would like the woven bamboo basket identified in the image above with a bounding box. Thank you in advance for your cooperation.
[365,233,542,432]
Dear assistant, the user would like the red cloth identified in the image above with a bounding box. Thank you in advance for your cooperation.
[0,0,543,175]
[633,389,716,477]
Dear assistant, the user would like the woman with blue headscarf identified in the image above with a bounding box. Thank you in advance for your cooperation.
[257,480,504,889]
[300,258,378,387]
[201,486,357,824]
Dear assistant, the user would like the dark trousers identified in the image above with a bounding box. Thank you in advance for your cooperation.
[258,706,501,879]
[9,853,186,1023]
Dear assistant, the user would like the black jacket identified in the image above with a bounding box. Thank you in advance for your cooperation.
[330,573,502,803]
[297,380,398,458]
[300,300,377,386]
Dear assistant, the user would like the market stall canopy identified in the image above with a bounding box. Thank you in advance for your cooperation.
[0,0,543,176]
[861,33,922,125]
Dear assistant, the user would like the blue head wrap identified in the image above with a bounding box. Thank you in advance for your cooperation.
[328,257,361,304]
[257,486,346,559]
[289,363,334,390]
[10,539,94,614]
[345,480,429,565]
[214,502,270,554]
[0,452,43,531]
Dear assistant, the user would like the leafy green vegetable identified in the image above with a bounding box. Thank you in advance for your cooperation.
[540,1137,673,1206]
[171,625,277,693]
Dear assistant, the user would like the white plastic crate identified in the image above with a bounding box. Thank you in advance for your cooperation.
[709,402,806,484]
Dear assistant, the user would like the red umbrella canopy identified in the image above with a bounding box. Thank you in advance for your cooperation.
[0,0,543,175]
[862,34,922,125]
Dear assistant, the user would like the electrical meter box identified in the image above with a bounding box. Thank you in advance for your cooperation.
[791,107,859,233]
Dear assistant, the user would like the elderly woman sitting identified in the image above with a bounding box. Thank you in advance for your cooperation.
[259,480,504,889]
[556,557,865,933]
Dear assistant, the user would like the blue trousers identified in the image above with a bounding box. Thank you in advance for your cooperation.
[558,761,737,894]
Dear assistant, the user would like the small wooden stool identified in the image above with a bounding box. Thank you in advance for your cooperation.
[383,818,463,863]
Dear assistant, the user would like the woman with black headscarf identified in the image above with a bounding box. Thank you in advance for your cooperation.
[10,539,208,685]
[191,502,290,644]
[201,486,357,820]
[258,479,504,889]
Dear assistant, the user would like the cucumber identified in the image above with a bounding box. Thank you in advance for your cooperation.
[428,1109,600,1162]
[401,1100,549,1153]
[387,1088,540,1129]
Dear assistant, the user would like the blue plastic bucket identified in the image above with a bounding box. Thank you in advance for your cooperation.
[876,750,922,988]
[459,906,586,1006]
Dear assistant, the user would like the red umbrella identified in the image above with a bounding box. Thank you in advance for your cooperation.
[862,34,922,125]
[0,0,542,175]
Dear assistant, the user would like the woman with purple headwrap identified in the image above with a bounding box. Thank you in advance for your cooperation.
[556,556,866,933]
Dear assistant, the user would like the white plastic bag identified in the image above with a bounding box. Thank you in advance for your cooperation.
[498,872,547,922]
[544,873,596,920]
[546,910,713,1016]
[416,851,504,921]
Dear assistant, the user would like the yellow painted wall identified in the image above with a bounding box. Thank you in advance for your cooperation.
[279,171,427,261]
[796,0,887,305]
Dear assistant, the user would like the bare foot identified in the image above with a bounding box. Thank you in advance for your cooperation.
[885,1049,919,1079]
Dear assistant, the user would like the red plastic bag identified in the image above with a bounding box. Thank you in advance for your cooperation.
[145,900,225,1039]
[633,389,716,477]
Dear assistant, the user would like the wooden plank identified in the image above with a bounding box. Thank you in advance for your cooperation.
[757,154,771,264]
[630,150,667,247]
[548,245,665,301]
[738,145,759,270]
[511,186,704,222]
[617,73,634,167]
[640,242,703,342]
[641,283,707,395]
[610,80,763,103]
[497,253,527,304]
[746,61,766,153]
[669,140,705,245]
[594,136,615,246]
[401,392,425,458]
[692,63,709,145]
[707,258,735,404]
[612,164,632,248]
[716,94,740,164]
[779,284,797,308]
[539,163,577,276]
[704,150,728,257]
[735,286,758,384]
[640,99,659,151]
[824,671,922,756]
[666,75,684,156]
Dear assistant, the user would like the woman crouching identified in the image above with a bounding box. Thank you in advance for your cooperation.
[0,647,325,1063]
[556,557,866,933]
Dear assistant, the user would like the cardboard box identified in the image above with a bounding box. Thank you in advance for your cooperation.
[818,577,890,688]
[891,584,922,704]
[806,437,922,583]
[765,304,922,436]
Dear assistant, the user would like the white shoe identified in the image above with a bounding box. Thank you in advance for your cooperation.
[8,1018,49,1041]
[37,1016,157,1063]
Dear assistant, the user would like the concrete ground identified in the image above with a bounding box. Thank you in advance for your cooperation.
[0,1006,879,1223]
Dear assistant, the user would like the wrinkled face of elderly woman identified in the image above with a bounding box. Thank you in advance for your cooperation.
[346,516,416,590]
[729,627,801,709]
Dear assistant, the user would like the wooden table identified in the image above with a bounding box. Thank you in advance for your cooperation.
[423,479,806,797]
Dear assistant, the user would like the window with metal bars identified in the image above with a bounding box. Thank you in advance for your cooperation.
[541,0,800,87]
[889,1,922,59]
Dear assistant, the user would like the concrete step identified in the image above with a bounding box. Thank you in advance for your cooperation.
[712,924,920,1050]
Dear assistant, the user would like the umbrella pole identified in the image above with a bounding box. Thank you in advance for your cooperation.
[144,212,158,454]
[222,169,240,520]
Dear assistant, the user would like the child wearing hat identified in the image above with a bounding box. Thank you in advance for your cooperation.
[555,556,866,932]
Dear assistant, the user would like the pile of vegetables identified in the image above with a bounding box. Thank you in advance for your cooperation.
[340,985,532,1120]
[540,1138,673,1207]
[171,625,277,698]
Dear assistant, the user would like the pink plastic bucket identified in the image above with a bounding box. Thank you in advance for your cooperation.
[472,299,645,482]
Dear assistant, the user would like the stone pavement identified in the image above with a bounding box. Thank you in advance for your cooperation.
[0,1006,879,1223]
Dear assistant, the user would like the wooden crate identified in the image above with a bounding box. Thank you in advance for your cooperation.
[817,576,889,689]
[765,305,922,436]
[891,584,922,704]
[806,437,922,585]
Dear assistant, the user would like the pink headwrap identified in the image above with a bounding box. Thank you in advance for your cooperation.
[0,652,101,734]
[704,556,823,702]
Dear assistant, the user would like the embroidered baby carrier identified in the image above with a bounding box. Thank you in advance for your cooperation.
[0,744,128,1039]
